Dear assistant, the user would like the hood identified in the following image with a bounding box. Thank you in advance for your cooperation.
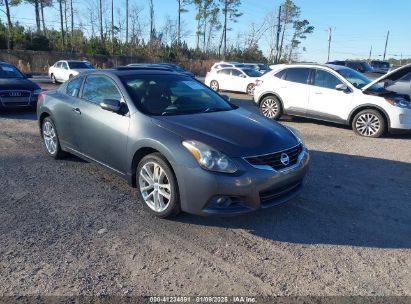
[363,63,411,91]
[0,78,40,91]
[152,108,299,157]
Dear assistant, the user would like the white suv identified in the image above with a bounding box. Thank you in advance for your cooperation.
[254,63,411,137]
[48,60,94,83]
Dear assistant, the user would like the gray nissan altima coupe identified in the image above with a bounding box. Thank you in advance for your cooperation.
[37,67,310,218]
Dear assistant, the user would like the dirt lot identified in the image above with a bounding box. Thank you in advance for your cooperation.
[0,79,410,297]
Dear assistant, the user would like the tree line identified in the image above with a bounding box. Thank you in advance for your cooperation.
[0,0,314,63]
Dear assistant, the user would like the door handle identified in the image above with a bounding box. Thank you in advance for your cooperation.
[280,86,287,89]
[314,92,323,95]
[72,107,81,114]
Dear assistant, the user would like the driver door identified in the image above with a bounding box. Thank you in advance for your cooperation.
[307,69,353,121]
[76,74,130,173]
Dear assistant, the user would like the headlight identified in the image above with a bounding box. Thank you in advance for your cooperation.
[182,140,237,173]
[285,126,305,145]
[385,97,411,109]
[33,88,42,95]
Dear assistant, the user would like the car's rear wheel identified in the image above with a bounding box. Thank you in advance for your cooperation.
[137,153,180,218]
[260,95,282,120]
[41,117,65,159]
[352,109,386,138]
[210,80,219,92]
[247,83,255,96]
[69,74,73,79]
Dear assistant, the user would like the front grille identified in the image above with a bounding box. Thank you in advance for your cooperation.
[244,144,302,171]
[0,91,31,106]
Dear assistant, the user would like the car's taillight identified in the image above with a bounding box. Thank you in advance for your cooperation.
[255,79,263,86]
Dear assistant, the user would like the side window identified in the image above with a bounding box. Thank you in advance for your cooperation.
[219,69,231,75]
[400,72,411,82]
[313,70,343,90]
[274,69,286,79]
[62,62,68,70]
[284,68,310,84]
[231,69,242,77]
[81,75,122,105]
[56,62,62,68]
[66,77,82,97]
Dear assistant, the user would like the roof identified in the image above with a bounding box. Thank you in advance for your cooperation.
[78,67,188,77]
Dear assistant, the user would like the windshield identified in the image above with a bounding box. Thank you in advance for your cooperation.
[372,62,390,69]
[337,68,383,91]
[258,64,269,71]
[0,64,25,79]
[120,75,234,116]
[68,62,94,69]
[242,69,262,77]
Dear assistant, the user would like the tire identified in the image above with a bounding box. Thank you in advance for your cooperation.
[352,109,386,138]
[51,74,57,84]
[41,117,65,159]
[136,153,180,218]
[69,74,73,79]
[210,80,219,92]
[246,83,255,96]
[259,95,283,120]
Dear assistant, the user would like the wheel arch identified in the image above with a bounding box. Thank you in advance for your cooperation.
[348,104,390,128]
[258,92,284,108]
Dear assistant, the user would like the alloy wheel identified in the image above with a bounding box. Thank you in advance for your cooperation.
[210,81,219,91]
[247,84,255,96]
[261,98,279,119]
[139,162,172,213]
[355,113,381,137]
[43,121,58,155]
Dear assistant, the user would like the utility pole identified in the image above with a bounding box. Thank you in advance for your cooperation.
[383,30,389,61]
[368,45,372,61]
[275,5,282,64]
[327,27,332,62]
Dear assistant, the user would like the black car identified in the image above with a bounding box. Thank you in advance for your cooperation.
[0,61,42,110]
[127,63,195,78]
[326,60,382,79]
[370,60,391,74]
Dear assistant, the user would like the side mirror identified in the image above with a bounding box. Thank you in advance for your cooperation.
[335,84,349,92]
[100,99,122,113]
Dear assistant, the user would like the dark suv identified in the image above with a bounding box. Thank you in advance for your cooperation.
[327,60,382,79]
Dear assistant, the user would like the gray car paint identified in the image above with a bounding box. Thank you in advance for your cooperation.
[38,69,309,216]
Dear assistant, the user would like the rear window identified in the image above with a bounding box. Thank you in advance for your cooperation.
[284,68,310,84]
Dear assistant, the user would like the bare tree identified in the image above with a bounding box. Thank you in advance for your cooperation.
[219,0,242,58]
[70,0,74,50]
[206,5,220,52]
[111,0,114,54]
[0,0,19,49]
[129,3,145,50]
[125,0,129,44]
[99,0,104,42]
[58,0,65,49]
[176,0,191,45]
[149,0,155,43]
[277,0,300,62]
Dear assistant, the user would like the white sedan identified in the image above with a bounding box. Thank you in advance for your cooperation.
[205,67,262,95]
[48,60,94,83]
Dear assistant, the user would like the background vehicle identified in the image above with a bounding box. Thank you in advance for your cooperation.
[209,61,240,71]
[254,63,411,137]
[128,63,195,78]
[205,67,262,95]
[326,60,382,79]
[48,60,94,83]
[372,63,411,100]
[0,61,41,110]
[37,66,309,218]
[370,60,391,74]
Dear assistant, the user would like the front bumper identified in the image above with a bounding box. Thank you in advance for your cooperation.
[388,106,411,130]
[176,148,310,216]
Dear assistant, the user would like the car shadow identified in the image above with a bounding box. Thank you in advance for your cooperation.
[0,108,37,121]
[176,150,411,249]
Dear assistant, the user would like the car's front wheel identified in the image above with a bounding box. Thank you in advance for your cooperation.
[41,117,65,159]
[137,153,180,218]
[352,109,386,138]
[51,74,58,84]
[260,95,283,120]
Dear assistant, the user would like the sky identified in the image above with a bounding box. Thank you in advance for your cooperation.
[5,0,411,63]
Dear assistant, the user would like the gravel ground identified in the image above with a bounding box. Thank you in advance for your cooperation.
[0,80,410,297]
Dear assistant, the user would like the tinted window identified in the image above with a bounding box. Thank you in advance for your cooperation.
[121,75,234,116]
[400,72,411,82]
[313,70,343,89]
[56,62,62,68]
[243,69,262,77]
[62,62,68,70]
[274,69,286,79]
[68,61,94,69]
[0,63,25,79]
[66,77,82,97]
[81,75,122,104]
[284,68,310,84]
[218,69,231,75]
[231,69,243,77]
